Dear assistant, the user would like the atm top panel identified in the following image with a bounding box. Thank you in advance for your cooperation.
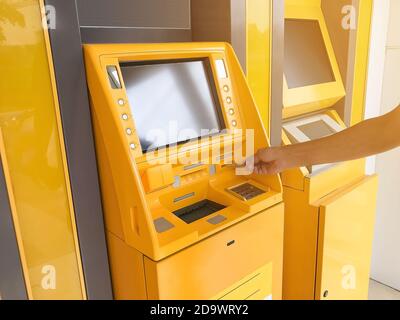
[283,4,346,119]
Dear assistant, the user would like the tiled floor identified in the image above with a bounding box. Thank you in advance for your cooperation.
[369,280,400,300]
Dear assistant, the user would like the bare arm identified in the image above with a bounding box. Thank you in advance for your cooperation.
[254,106,400,174]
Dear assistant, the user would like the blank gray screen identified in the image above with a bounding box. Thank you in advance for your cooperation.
[284,19,335,89]
[121,60,224,152]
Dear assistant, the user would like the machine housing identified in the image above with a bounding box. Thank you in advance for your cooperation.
[84,42,285,300]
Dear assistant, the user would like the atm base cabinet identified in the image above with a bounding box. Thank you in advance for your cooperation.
[283,176,378,300]
[107,204,284,300]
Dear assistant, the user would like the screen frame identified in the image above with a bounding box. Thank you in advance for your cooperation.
[283,5,346,119]
[119,58,226,153]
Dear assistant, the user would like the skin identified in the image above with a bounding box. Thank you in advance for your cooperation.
[253,106,400,175]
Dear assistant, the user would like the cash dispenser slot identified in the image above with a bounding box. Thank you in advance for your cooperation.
[173,199,226,224]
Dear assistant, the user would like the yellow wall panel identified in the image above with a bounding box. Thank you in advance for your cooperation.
[0,0,85,299]
[350,0,373,125]
[246,0,272,135]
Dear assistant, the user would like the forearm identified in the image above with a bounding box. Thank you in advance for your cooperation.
[280,106,400,169]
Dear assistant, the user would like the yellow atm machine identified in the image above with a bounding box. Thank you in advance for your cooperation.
[279,1,377,300]
[84,42,285,300]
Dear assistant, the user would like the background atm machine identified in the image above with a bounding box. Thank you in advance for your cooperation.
[84,42,285,300]
[277,1,378,300]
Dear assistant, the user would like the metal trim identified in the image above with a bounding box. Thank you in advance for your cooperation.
[231,0,247,73]
[270,0,285,147]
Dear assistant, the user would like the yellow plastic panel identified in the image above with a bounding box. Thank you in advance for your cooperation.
[282,187,319,300]
[246,0,271,134]
[283,3,346,118]
[144,205,284,300]
[349,0,373,125]
[0,130,33,298]
[285,0,321,7]
[216,264,273,300]
[0,0,85,299]
[315,176,377,300]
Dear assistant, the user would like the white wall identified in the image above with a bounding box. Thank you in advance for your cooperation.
[364,0,391,174]
[370,0,400,290]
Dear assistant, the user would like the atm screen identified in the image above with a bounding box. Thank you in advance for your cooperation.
[284,19,335,89]
[120,59,225,153]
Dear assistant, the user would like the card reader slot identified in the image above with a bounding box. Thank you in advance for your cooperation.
[173,200,226,224]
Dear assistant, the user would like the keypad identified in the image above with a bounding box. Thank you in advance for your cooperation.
[229,183,266,201]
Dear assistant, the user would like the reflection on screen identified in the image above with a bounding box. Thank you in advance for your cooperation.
[120,60,224,152]
[298,120,336,140]
[284,19,335,88]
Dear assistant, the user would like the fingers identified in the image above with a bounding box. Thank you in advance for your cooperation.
[256,148,274,163]
[254,161,280,175]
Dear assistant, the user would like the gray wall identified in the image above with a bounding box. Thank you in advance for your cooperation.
[76,0,192,43]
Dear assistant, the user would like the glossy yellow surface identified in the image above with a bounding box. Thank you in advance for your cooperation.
[280,3,376,297]
[215,264,273,300]
[315,176,377,300]
[246,0,271,136]
[85,43,284,299]
[349,0,373,125]
[283,2,346,118]
[0,0,85,299]
[0,129,32,298]
[145,206,284,300]
[281,111,377,300]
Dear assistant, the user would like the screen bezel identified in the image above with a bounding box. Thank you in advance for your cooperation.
[119,58,227,154]
[283,4,346,119]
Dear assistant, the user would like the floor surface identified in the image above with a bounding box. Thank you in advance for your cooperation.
[369,280,400,300]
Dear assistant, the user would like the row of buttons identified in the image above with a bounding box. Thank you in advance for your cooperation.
[118,98,137,150]
[222,85,237,127]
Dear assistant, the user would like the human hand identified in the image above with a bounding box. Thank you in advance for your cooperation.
[252,147,287,175]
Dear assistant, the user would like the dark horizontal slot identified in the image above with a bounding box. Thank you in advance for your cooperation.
[227,240,235,247]
[173,199,226,224]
